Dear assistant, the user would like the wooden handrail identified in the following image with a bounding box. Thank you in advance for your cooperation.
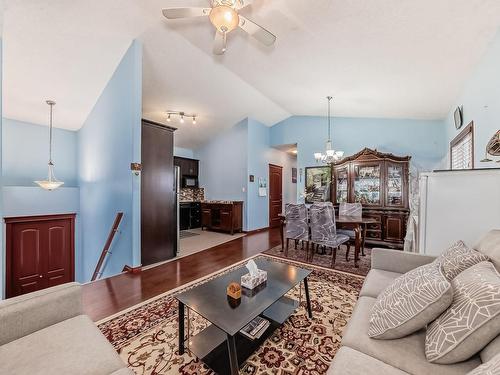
[91,212,124,281]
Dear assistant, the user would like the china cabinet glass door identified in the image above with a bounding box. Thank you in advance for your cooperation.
[386,163,404,207]
[335,166,349,204]
[353,164,381,205]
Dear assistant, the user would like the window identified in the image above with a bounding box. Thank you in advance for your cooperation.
[450,122,474,170]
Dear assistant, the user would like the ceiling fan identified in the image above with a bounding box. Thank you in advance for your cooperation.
[162,0,276,55]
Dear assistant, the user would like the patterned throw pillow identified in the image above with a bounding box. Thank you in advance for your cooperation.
[435,241,489,281]
[368,262,453,340]
[426,261,500,364]
[467,352,500,375]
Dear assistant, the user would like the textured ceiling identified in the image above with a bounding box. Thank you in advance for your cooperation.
[3,0,500,149]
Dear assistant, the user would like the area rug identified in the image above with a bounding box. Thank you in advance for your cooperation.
[263,244,371,277]
[98,255,364,375]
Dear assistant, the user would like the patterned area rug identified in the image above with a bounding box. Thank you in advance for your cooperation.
[98,255,364,374]
[263,244,372,277]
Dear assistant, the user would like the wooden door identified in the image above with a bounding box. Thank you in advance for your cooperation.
[269,164,283,228]
[5,214,75,298]
[141,119,177,266]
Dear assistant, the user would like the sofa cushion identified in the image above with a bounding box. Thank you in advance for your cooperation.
[426,262,500,364]
[0,315,126,375]
[327,346,409,375]
[435,241,489,281]
[481,336,500,363]
[342,296,480,375]
[474,230,500,271]
[0,282,83,346]
[467,352,500,375]
[359,269,402,298]
[368,263,452,339]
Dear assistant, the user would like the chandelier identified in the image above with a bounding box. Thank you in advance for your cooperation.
[34,100,64,190]
[314,96,344,164]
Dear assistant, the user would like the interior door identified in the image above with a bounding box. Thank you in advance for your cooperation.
[269,164,283,228]
[141,119,176,266]
[6,214,75,298]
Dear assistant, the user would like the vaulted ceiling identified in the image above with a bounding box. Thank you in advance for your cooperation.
[4,0,500,149]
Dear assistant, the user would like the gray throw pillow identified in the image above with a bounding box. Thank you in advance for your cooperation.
[368,262,453,340]
[467,352,500,375]
[426,261,500,364]
[435,240,489,281]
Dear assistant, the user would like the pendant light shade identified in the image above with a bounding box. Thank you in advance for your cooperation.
[35,100,64,190]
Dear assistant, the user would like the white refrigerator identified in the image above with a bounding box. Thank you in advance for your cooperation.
[418,169,500,256]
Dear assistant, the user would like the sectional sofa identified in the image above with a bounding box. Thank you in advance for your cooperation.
[0,282,132,375]
[328,230,500,374]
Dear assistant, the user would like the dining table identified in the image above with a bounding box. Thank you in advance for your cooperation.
[278,214,378,268]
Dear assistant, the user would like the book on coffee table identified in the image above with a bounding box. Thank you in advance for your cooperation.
[240,316,270,340]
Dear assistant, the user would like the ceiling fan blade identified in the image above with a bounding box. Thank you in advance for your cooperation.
[238,16,276,46]
[162,7,211,19]
[213,31,227,55]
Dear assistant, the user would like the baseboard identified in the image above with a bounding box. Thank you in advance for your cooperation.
[243,227,270,234]
[122,265,142,274]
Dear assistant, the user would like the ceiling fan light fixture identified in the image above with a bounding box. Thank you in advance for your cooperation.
[209,5,239,33]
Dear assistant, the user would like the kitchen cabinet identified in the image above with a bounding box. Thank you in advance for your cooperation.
[332,148,410,249]
[180,202,201,230]
[200,201,243,235]
[174,156,199,177]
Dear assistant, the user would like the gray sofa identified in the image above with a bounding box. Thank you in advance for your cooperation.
[329,230,500,375]
[0,282,133,375]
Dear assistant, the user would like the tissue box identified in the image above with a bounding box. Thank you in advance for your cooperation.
[241,270,267,290]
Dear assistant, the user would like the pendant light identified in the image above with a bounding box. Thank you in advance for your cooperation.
[314,96,344,164]
[34,100,64,190]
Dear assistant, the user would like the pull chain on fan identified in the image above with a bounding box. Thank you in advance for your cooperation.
[162,0,276,55]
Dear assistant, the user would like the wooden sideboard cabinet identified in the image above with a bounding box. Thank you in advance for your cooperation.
[332,148,410,249]
[201,201,243,235]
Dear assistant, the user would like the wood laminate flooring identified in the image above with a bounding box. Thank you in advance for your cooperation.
[82,228,280,321]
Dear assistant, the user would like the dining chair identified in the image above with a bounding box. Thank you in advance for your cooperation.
[337,202,363,260]
[284,203,309,260]
[309,202,350,267]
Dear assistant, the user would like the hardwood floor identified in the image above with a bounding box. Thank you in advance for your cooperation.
[82,228,282,321]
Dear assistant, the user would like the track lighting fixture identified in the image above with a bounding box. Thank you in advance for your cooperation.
[165,110,198,125]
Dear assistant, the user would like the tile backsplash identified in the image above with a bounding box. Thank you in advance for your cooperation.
[180,187,205,202]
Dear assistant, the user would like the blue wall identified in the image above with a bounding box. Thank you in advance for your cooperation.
[195,119,248,228]
[78,40,142,281]
[246,119,272,230]
[444,30,500,169]
[174,147,195,159]
[271,116,447,200]
[2,119,78,186]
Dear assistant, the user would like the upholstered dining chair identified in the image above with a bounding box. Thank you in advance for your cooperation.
[309,202,350,267]
[284,203,309,259]
[337,202,363,260]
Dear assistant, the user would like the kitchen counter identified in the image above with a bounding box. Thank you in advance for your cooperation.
[201,201,243,235]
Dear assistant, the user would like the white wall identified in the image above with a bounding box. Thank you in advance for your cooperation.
[443,30,500,168]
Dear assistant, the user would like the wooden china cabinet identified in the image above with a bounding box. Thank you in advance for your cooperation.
[332,148,410,249]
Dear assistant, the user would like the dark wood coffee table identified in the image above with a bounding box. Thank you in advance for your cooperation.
[176,258,312,375]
